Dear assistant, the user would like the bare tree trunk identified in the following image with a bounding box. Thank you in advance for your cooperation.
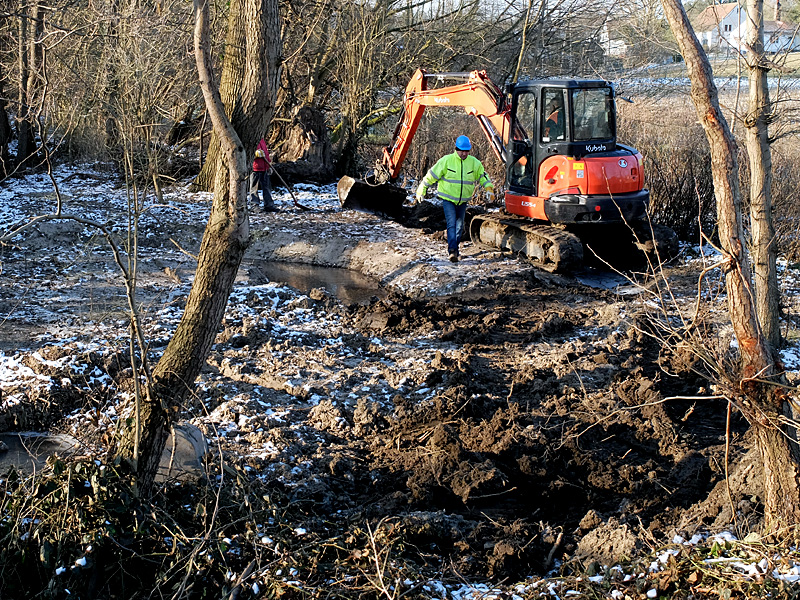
[661,0,800,527]
[744,0,780,351]
[0,64,13,177]
[25,2,42,163]
[16,0,36,168]
[193,0,279,190]
[277,104,333,180]
[304,11,335,106]
[513,0,534,83]
[192,0,243,191]
[104,0,121,156]
[117,0,280,493]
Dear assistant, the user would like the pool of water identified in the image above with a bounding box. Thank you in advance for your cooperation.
[0,432,80,473]
[0,426,206,481]
[250,261,384,305]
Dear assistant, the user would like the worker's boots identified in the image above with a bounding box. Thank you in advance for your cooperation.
[449,251,458,263]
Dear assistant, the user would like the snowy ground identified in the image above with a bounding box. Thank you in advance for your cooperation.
[2,165,800,597]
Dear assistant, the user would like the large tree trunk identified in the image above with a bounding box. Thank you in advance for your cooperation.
[661,0,800,527]
[117,0,280,493]
[191,0,243,191]
[0,63,14,178]
[193,0,280,191]
[276,105,334,181]
[744,0,781,351]
[16,0,36,168]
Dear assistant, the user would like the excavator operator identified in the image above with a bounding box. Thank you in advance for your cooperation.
[543,95,565,141]
[416,135,495,263]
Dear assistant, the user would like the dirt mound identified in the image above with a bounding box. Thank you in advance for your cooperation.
[195,284,746,579]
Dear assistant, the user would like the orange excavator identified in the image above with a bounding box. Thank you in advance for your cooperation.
[337,69,676,272]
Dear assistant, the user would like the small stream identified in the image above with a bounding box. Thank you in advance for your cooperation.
[250,261,384,304]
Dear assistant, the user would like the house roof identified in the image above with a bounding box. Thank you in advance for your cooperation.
[694,3,739,31]
[764,20,792,33]
[732,19,794,38]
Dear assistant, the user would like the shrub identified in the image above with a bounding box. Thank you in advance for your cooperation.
[618,97,716,241]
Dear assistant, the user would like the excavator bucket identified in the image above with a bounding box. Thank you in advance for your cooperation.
[337,175,407,219]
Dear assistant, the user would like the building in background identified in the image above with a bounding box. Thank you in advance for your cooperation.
[693,1,799,55]
[732,18,800,53]
[693,2,742,53]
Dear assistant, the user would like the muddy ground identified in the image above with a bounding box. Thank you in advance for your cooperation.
[0,168,793,590]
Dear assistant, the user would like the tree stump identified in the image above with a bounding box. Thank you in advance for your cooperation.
[275,105,333,182]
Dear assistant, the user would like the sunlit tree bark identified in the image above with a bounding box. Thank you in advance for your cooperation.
[193,0,280,190]
[743,0,780,351]
[117,0,279,492]
[661,0,800,527]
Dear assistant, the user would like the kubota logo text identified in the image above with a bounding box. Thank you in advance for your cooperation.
[434,97,451,103]
[585,144,607,152]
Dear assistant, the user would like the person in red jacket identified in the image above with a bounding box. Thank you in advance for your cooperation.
[250,138,275,212]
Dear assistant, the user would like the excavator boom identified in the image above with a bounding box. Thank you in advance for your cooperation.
[382,69,513,178]
[339,69,517,216]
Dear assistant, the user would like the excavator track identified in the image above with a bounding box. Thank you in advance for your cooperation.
[469,213,583,273]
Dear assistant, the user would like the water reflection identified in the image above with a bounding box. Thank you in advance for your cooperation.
[250,261,383,305]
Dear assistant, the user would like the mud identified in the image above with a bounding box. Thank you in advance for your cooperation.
[0,177,765,581]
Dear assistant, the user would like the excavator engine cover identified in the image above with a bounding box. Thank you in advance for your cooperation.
[338,175,407,219]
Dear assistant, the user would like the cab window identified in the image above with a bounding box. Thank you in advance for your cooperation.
[571,87,614,141]
[514,90,537,139]
[509,91,535,191]
[541,89,567,142]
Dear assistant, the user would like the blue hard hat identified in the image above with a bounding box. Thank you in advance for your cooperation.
[455,135,472,151]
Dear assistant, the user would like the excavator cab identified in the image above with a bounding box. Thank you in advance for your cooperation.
[508,82,614,186]
[505,79,648,226]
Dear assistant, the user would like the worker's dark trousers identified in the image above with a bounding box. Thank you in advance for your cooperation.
[442,199,466,255]
[249,170,274,210]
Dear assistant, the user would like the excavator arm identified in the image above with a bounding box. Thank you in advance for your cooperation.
[338,68,520,218]
[381,69,516,180]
